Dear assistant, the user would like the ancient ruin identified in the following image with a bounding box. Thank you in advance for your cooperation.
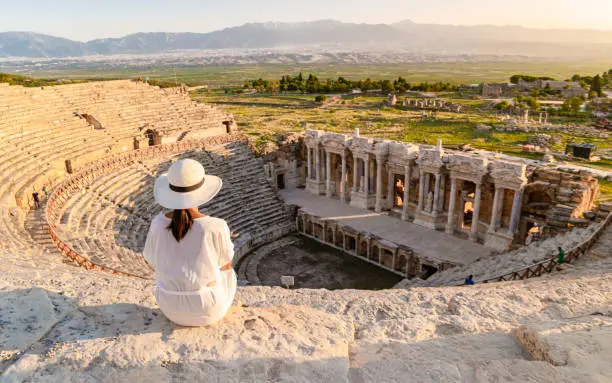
[284,129,599,252]
[402,97,462,112]
[0,80,610,381]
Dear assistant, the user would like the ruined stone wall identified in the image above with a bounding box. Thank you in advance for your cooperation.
[525,168,599,235]
[268,130,600,250]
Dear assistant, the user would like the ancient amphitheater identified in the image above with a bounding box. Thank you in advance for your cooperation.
[0,80,610,382]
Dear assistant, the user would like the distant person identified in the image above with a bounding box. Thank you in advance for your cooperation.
[557,246,565,264]
[465,275,475,285]
[144,159,236,327]
[42,185,48,198]
[32,191,40,209]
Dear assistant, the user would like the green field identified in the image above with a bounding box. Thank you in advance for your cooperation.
[192,89,611,201]
[18,61,612,87]
[194,90,610,156]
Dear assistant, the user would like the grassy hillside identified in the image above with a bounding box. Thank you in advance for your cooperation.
[192,90,611,201]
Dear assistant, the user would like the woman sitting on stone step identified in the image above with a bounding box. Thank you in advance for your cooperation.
[143,158,236,326]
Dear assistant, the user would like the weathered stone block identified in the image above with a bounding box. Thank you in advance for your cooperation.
[514,315,612,380]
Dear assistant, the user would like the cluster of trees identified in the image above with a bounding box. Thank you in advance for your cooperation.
[510,69,611,99]
[495,95,540,111]
[515,95,540,110]
[495,96,586,117]
[588,75,604,98]
[243,73,458,94]
[509,74,555,84]
[568,69,612,88]
[568,70,612,98]
[561,97,584,115]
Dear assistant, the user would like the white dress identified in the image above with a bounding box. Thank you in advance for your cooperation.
[143,213,237,326]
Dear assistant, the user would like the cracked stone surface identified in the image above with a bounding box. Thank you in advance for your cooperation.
[515,315,612,381]
[0,225,610,381]
[0,287,72,372]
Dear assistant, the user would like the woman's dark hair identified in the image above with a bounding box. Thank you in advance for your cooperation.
[167,209,193,242]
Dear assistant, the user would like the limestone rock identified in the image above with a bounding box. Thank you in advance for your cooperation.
[515,315,612,381]
[0,288,72,371]
[3,305,351,382]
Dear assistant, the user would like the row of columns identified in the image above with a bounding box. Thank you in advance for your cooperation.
[309,146,526,243]
[416,171,446,214]
[489,186,524,236]
[443,179,482,241]
[306,145,348,203]
[445,178,524,241]
[306,147,325,182]
[350,155,386,202]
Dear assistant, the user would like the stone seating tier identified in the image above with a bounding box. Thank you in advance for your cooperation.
[49,140,292,277]
[0,80,231,258]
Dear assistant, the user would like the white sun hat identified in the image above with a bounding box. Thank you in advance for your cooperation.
[154,159,222,210]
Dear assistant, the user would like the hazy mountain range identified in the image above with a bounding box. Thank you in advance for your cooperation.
[2,20,612,58]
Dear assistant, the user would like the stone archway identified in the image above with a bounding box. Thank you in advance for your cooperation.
[335,230,344,247]
[371,245,380,263]
[326,227,335,244]
[305,218,313,235]
[360,240,368,257]
[523,182,555,206]
[144,129,161,146]
[395,251,408,274]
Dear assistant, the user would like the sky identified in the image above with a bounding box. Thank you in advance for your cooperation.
[1,0,611,41]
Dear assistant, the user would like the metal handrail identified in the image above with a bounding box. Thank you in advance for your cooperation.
[454,211,612,286]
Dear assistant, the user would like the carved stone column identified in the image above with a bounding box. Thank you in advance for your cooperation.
[364,158,370,194]
[311,149,315,179]
[508,187,524,236]
[315,147,321,182]
[439,174,446,212]
[401,163,411,221]
[325,151,332,198]
[489,186,503,233]
[375,156,384,212]
[470,182,482,241]
[445,178,457,234]
[341,151,347,203]
[417,171,425,211]
[307,147,312,179]
[423,173,432,212]
[352,156,358,192]
[432,173,441,213]
[387,167,394,210]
